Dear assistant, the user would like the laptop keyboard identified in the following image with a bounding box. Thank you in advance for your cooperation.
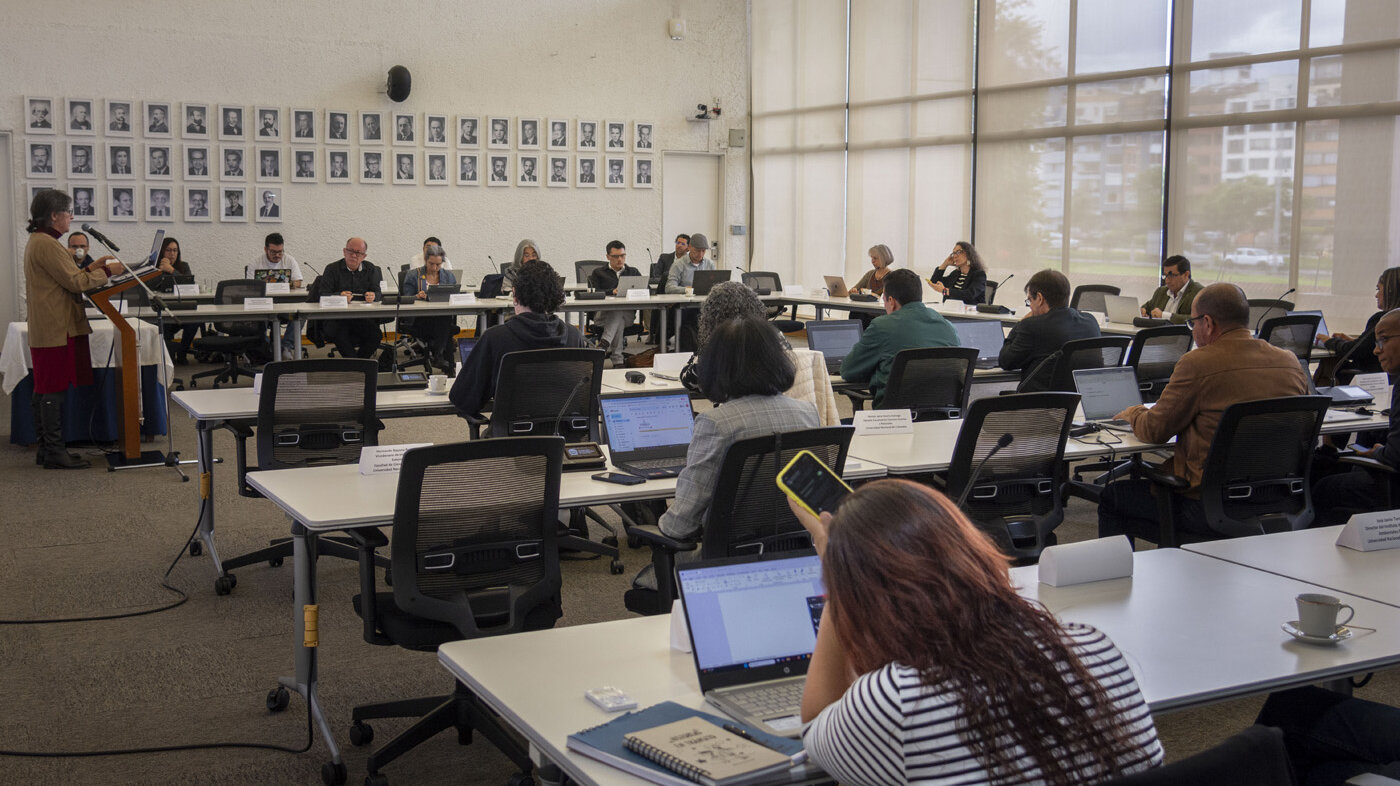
[725,680,805,716]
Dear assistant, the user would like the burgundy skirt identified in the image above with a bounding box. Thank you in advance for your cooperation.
[30,334,94,394]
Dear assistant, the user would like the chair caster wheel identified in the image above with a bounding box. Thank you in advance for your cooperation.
[610,559,624,575]
[215,574,236,595]
[189,541,203,557]
[269,557,284,568]
[321,760,347,785]
[266,686,290,712]
[507,772,533,786]
[349,720,374,746]
[365,773,389,786]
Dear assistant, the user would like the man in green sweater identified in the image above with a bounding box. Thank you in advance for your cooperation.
[840,268,959,405]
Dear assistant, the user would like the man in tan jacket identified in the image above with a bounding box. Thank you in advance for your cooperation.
[1098,283,1309,543]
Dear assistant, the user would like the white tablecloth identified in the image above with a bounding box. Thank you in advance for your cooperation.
[1,320,175,394]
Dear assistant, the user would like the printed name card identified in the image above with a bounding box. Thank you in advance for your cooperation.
[783,284,805,296]
[252,373,262,395]
[626,289,652,301]
[264,282,291,295]
[319,295,349,308]
[1351,373,1391,410]
[1338,510,1400,552]
[358,443,433,475]
[175,284,200,297]
[852,409,913,436]
[449,292,477,305]
[243,297,274,310]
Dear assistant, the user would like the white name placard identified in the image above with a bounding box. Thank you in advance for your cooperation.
[252,373,262,395]
[175,284,200,297]
[626,289,651,301]
[1039,536,1134,586]
[265,282,291,295]
[243,297,274,310]
[852,409,913,436]
[1338,510,1400,552]
[449,292,477,305]
[319,295,349,308]
[783,284,805,296]
[358,443,433,475]
[1351,373,1391,410]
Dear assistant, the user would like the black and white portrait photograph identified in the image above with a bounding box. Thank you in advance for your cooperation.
[106,143,135,179]
[420,115,446,147]
[393,151,417,184]
[109,185,137,222]
[185,145,212,180]
[292,149,317,182]
[635,122,654,151]
[145,101,172,138]
[220,187,246,222]
[29,185,49,205]
[26,96,55,134]
[361,151,384,183]
[576,155,598,188]
[360,110,384,144]
[72,186,98,218]
[487,154,510,186]
[518,118,541,150]
[547,156,569,188]
[68,99,95,135]
[218,105,245,140]
[425,153,448,184]
[326,110,350,144]
[605,121,626,152]
[457,153,479,185]
[256,107,281,139]
[67,142,96,179]
[456,116,480,148]
[106,99,134,137]
[146,144,173,180]
[255,187,282,222]
[255,147,282,182]
[147,185,175,222]
[220,145,247,181]
[487,117,510,150]
[547,119,569,151]
[291,109,315,140]
[326,150,351,183]
[393,112,416,146]
[27,142,55,178]
[604,156,627,188]
[186,188,212,222]
[577,120,599,151]
[182,102,210,139]
[517,154,540,186]
[634,156,654,188]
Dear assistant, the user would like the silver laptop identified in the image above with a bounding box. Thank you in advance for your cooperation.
[805,320,863,374]
[822,276,849,297]
[614,274,651,295]
[599,390,695,478]
[1288,310,1329,343]
[677,553,825,739]
[953,319,1005,369]
[1072,365,1141,431]
[1104,295,1141,325]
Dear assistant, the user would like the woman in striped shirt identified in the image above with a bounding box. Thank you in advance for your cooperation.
[794,480,1162,785]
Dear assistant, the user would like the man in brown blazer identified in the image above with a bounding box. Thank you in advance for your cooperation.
[1098,282,1309,543]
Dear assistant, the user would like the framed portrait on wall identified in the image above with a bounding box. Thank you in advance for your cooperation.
[635,122,654,151]
[392,112,416,146]
[67,99,96,135]
[292,149,317,182]
[106,143,135,179]
[255,147,282,182]
[184,145,212,180]
[146,185,175,222]
[220,187,247,222]
[27,141,55,178]
[71,186,98,218]
[604,121,627,152]
[425,153,448,184]
[109,185,137,222]
[456,116,480,148]
[29,185,51,205]
[255,107,282,140]
[106,99,135,137]
[576,155,598,188]
[392,151,417,184]
[604,156,626,188]
[326,150,351,183]
[291,109,316,141]
[360,110,384,145]
[577,120,599,151]
[254,187,282,222]
[25,96,56,134]
[218,105,245,140]
[186,187,213,222]
[517,154,540,186]
[487,116,510,150]
[326,110,350,144]
[67,142,96,179]
[146,144,173,180]
[634,157,654,188]
[182,102,210,139]
[518,118,540,150]
[219,145,247,181]
[144,101,173,138]
[424,114,448,147]
[546,119,569,151]
[361,150,384,183]
[486,154,510,186]
[457,153,479,185]
[546,155,569,188]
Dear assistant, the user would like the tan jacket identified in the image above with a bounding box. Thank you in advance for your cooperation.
[24,232,109,348]
[1123,328,1309,495]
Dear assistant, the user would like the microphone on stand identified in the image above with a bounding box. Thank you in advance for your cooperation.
[80,223,120,253]
[954,433,1014,512]
[1253,287,1296,334]
[989,273,1015,305]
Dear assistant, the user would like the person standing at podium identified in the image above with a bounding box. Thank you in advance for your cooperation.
[23,189,125,469]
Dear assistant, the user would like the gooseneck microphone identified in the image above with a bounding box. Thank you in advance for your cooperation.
[1253,287,1296,334]
[990,273,1014,303]
[81,223,120,253]
[954,433,1014,512]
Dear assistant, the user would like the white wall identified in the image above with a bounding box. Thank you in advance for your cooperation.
[1,0,750,300]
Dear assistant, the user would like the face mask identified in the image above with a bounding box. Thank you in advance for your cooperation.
[72,248,86,261]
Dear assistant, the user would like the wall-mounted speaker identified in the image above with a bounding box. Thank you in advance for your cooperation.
[386,66,412,102]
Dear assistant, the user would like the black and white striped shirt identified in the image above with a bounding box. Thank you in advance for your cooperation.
[802,624,1162,785]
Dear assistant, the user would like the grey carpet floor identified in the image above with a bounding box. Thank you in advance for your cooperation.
[1,352,1395,785]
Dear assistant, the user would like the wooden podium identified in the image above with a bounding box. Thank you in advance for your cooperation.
[87,268,169,469]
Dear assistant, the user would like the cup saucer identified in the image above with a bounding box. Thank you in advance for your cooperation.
[1282,620,1354,645]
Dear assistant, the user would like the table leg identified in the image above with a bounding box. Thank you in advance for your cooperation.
[195,420,228,586]
[660,307,670,352]
[278,523,344,770]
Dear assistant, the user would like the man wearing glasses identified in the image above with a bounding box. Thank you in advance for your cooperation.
[1140,254,1202,324]
[318,237,386,365]
[1098,283,1309,543]
[998,269,1100,391]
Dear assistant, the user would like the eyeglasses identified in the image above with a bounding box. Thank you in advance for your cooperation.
[343,248,367,258]
[1377,333,1395,349]
[1163,270,1184,279]
[1185,314,1208,329]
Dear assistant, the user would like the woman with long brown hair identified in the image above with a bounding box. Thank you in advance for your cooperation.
[794,480,1161,785]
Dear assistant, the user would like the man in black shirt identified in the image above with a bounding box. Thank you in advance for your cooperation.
[998,269,1101,391]
[587,240,641,367]
[318,237,385,364]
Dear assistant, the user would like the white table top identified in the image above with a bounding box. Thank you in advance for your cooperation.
[1,320,175,395]
[845,418,1167,474]
[600,368,686,393]
[171,385,454,422]
[1184,526,1400,609]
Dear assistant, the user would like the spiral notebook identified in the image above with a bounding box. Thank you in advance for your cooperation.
[624,718,793,786]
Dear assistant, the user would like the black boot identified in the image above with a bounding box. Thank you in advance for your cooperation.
[38,392,90,469]
[31,393,46,465]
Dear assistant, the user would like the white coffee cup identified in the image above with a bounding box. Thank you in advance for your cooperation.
[428,374,447,393]
[1296,593,1355,637]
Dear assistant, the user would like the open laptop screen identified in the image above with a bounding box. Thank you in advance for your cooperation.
[679,554,824,677]
[1073,365,1142,420]
[805,320,863,360]
[1288,310,1329,342]
[599,392,695,454]
[954,320,1005,360]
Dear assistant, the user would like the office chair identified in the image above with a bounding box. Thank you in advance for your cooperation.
[624,427,852,615]
[189,279,267,389]
[1018,335,1132,393]
[347,437,565,786]
[1248,298,1295,331]
[1259,314,1322,362]
[936,392,1078,562]
[1329,450,1400,523]
[574,259,606,287]
[218,358,385,594]
[1125,324,1193,402]
[385,269,440,374]
[985,280,1000,305]
[1103,726,1294,786]
[845,347,979,419]
[741,271,804,332]
[1069,284,1121,313]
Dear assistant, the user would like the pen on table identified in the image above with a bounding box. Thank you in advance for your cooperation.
[722,723,780,752]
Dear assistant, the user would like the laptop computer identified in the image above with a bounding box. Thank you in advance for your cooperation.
[953,320,1006,369]
[615,274,651,295]
[677,552,825,739]
[804,320,863,374]
[456,336,478,367]
[1104,295,1142,325]
[426,283,461,302]
[1071,365,1141,431]
[691,270,730,296]
[822,276,849,297]
[477,273,506,299]
[1288,310,1329,343]
[599,390,696,478]
[252,267,292,283]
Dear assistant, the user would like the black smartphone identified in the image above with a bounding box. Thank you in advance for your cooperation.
[592,471,646,486]
[776,449,853,518]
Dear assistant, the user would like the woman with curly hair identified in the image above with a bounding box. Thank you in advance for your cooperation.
[680,281,790,393]
[929,240,988,305]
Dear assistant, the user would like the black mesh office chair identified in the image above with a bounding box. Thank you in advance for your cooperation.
[937,392,1077,562]
[985,280,1000,305]
[1103,726,1294,786]
[624,427,852,616]
[1248,298,1295,330]
[218,359,384,595]
[741,271,804,332]
[1125,324,1193,402]
[347,437,565,786]
[846,347,979,419]
[189,279,267,388]
[574,259,606,286]
[1069,284,1121,313]
[1018,336,1132,393]
[1259,314,1321,362]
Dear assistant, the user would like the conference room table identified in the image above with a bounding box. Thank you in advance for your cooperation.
[1185,525,1400,609]
[436,547,1400,786]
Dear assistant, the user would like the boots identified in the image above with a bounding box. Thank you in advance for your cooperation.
[37,392,90,469]
[31,393,45,465]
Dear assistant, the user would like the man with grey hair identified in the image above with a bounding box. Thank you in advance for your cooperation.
[318,237,386,365]
[665,232,716,351]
